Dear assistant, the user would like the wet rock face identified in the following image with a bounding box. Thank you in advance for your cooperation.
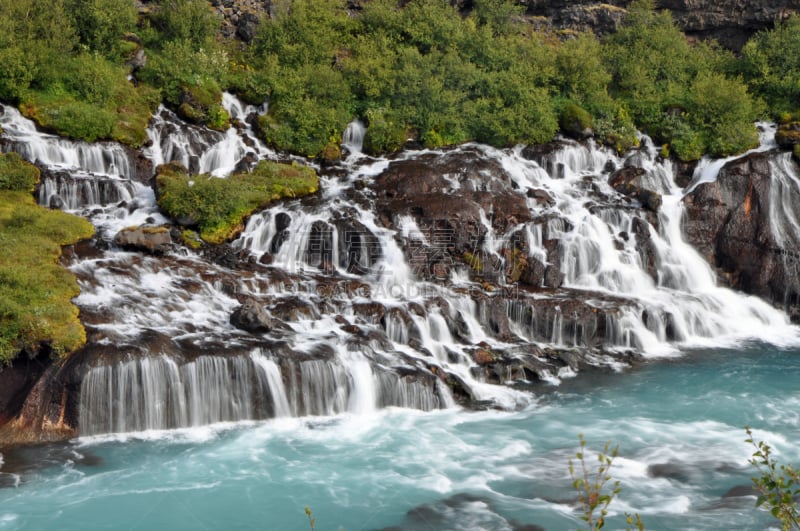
[372,147,533,282]
[683,151,800,320]
[0,354,52,430]
[608,167,662,212]
[230,299,275,333]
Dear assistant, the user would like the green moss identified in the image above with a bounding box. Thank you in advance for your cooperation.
[156,161,319,244]
[0,189,95,364]
[0,153,40,192]
[175,81,230,131]
[793,144,800,163]
[559,103,593,138]
[463,252,483,273]
[180,229,203,249]
[19,68,157,147]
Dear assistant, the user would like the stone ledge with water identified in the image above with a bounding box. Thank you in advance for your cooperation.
[1,94,800,444]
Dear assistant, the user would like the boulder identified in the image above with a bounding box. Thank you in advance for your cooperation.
[230,299,274,333]
[776,122,800,150]
[608,166,662,211]
[236,12,261,42]
[114,225,172,254]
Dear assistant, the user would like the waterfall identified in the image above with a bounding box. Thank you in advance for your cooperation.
[7,91,792,436]
[342,119,366,155]
[78,350,445,435]
[38,172,139,209]
[0,105,134,178]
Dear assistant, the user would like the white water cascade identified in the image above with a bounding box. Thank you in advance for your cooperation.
[342,119,366,155]
[0,105,134,178]
[3,93,800,437]
[78,350,445,435]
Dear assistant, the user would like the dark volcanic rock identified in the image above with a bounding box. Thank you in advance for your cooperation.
[608,166,662,211]
[372,147,532,281]
[0,354,52,429]
[683,151,800,320]
[230,299,274,333]
[523,0,800,51]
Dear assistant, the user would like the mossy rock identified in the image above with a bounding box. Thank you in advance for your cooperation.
[776,122,800,149]
[319,141,342,162]
[180,229,203,250]
[793,144,800,163]
[0,153,40,192]
[156,161,319,244]
[176,81,230,132]
[0,188,94,364]
[559,103,593,140]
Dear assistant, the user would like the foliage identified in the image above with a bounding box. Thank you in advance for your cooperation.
[0,153,40,192]
[0,0,791,159]
[745,426,800,531]
[0,186,94,364]
[568,434,644,530]
[65,0,138,57]
[741,15,800,117]
[304,506,315,531]
[0,0,157,146]
[603,0,759,159]
[156,161,319,244]
[148,0,220,49]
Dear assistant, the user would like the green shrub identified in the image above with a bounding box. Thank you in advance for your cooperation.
[65,0,138,57]
[0,153,41,192]
[156,161,319,244]
[0,190,94,364]
[741,15,800,117]
[148,0,220,49]
[363,107,408,154]
[745,426,800,531]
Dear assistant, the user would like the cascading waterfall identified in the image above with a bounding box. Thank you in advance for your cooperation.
[37,172,139,210]
[0,105,133,178]
[342,119,366,155]
[78,350,446,434]
[4,92,799,437]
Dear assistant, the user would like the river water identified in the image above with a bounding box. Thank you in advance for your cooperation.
[0,343,798,530]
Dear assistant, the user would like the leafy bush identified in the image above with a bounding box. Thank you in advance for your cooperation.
[603,0,759,158]
[65,0,138,57]
[148,0,220,49]
[156,161,319,244]
[741,15,800,117]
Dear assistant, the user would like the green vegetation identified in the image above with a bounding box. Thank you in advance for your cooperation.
[0,0,796,158]
[0,155,95,364]
[156,160,318,244]
[741,15,800,118]
[0,0,158,146]
[603,0,760,159]
[137,0,230,130]
[746,426,800,530]
[0,153,40,192]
